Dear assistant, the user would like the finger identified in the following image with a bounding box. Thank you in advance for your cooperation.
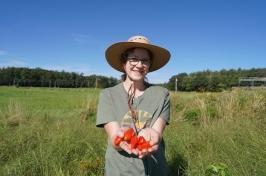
[138,150,143,158]
[148,147,153,153]
[150,144,159,152]
[138,151,149,159]
[138,151,145,159]
[149,140,156,146]
[131,148,138,155]
[120,142,131,154]
[142,148,148,153]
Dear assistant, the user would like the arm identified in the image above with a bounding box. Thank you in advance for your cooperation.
[152,117,167,137]
[138,117,167,158]
[104,121,120,147]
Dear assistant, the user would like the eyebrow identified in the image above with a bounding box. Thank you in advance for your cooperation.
[127,56,150,60]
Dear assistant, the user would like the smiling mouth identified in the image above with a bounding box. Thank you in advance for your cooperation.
[132,70,145,74]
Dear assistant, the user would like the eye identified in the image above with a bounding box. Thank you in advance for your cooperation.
[131,58,139,62]
[128,57,138,63]
[142,60,149,64]
[141,59,150,65]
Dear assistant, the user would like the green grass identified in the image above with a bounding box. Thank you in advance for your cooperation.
[0,86,265,175]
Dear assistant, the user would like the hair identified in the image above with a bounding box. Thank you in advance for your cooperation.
[120,47,152,86]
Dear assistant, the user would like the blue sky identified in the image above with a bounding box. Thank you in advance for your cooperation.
[0,0,265,83]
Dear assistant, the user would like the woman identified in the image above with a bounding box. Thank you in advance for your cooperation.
[96,35,171,176]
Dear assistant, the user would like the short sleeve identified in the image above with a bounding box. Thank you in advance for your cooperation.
[159,91,170,124]
[96,89,116,127]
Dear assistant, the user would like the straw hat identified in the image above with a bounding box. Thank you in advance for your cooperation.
[105,35,171,72]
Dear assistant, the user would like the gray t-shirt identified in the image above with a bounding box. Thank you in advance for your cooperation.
[96,83,170,176]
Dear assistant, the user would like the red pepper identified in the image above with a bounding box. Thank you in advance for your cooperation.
[140,142,151,150]
[123,128,135,142]
[130,136,138,149]
[137,136,146,145]
[114,136,122,146]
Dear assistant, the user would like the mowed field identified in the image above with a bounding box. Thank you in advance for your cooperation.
[0,86,265,176]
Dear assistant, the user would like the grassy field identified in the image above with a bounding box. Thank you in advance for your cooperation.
[0,86,265,176]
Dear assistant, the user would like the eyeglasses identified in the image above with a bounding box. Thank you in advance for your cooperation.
[127,57,150,66]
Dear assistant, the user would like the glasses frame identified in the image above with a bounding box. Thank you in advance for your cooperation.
[127,57,151,67]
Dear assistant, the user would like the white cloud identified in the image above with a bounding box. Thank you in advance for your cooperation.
[148,71,170,84]
[92,71,120,78]
[0,59,28,67]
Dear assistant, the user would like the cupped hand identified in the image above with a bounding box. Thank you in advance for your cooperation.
[112,127,138,155]
[137,127,162,158]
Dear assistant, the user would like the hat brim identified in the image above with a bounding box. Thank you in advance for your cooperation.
[105,42,170,72]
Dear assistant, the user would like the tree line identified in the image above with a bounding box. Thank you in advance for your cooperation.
[0,67,118,88]
[166,68,266,91]
[0,67,265,91]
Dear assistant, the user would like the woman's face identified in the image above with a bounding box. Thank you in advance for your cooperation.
[123,48,151,82]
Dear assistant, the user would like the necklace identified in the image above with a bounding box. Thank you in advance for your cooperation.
[127,83,139,134]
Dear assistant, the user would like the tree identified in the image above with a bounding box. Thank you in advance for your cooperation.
[0,67,119,88]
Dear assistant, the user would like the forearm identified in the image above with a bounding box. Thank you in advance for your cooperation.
[151,117,167,136]
[104,121,120,143]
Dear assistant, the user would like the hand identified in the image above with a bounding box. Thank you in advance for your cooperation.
[112,127,139,155]
[137,127,162,158]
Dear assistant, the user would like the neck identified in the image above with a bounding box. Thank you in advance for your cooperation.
[123,77,146,92]
[123,77,147,98]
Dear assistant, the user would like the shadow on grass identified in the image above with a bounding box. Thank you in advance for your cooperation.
[168,153,187,176]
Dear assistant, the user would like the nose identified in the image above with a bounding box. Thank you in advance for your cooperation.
[135,61,145,68]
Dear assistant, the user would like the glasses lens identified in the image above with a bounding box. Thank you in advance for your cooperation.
[128,58,139,65]
[128,57,150,66]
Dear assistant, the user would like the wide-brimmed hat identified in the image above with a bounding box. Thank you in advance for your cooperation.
[105,35,171,72]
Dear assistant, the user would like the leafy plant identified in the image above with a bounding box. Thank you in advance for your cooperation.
[205,163,230,176]
[184,109,200,121]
